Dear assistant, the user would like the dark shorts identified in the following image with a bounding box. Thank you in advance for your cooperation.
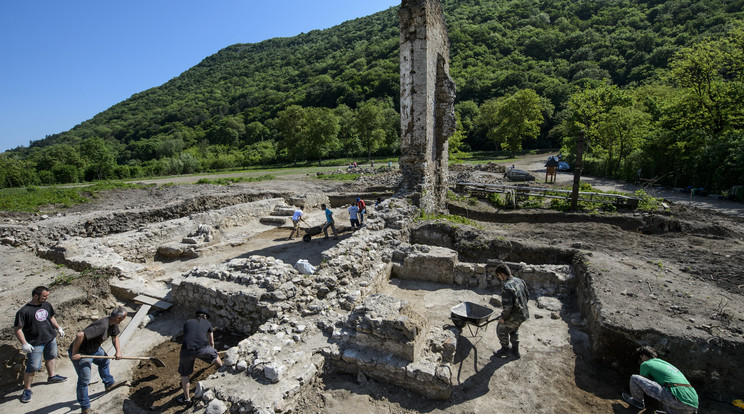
[178,346,219,376]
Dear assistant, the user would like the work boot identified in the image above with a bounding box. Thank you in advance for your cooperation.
[511,343,521,359]
[493,346,510,358]
[622,392,645,409]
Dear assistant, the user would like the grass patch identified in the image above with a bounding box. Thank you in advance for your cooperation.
[314,173,361,181]
[415,209,479,227]
[0,181,155,212]
[195,175,274,185]
[447,190,479,205]
[634,189,664,211]
[484,181,664,213]
[50,266,109,287]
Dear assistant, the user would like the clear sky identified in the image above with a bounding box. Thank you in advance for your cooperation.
[0,1,400,153]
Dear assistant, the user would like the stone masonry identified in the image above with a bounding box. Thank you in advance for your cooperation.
[399,0,456,214]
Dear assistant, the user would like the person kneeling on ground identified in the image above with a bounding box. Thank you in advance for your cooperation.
[492,263,529,359]
[622,346,698,413]
[178,308,223,404]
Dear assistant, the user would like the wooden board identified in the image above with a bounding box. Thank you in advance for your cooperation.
[133,294,172,310]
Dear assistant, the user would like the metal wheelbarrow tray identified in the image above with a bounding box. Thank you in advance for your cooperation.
[450,302,497,336]
[302,225,323,242]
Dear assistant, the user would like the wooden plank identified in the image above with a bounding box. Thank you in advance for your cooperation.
[105,304,151,356]
[133,294,172,310]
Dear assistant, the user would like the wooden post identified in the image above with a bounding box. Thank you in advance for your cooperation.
[570,131,585,212]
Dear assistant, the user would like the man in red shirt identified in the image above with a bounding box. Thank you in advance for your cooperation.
[356,197,367,225]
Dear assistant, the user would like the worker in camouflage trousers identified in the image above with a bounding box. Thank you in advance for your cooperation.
[493,263,530,359]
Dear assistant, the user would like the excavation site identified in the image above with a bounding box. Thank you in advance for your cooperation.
[2,1,743,412]
[1,162,742,414]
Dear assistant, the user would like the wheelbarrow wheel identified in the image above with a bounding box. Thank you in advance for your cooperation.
[303,234,312,242]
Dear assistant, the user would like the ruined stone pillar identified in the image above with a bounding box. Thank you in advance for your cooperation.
[399,0,456,214]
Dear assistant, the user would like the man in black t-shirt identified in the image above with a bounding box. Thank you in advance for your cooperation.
[69,307,128,414]
[177,308,223,404]
[13,285,67,403]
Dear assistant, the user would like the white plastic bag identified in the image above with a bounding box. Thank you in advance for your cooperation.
[294,259,316,275]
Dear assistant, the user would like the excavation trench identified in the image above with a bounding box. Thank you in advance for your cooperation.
[2,189,741,413]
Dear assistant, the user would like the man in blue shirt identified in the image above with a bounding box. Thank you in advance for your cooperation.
[321,204,338,239]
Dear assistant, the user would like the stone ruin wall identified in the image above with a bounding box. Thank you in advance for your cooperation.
[399,0,456,214]
[166,198,584,410]
[13,189,742,408]
[168,198,461,410]
[572,257,744,398]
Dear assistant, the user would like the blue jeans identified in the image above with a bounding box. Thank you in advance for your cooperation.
[69,347,115,410]
[25,338,58,372]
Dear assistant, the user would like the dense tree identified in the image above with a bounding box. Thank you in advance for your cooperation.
[1,1,743,192]
[276,105,306,164]
[478,89,545,155]
[303,107,340,164]
[354,99,389,161]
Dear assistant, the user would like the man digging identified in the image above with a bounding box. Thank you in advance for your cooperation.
[69,307,128,414]
[177,308,223,405]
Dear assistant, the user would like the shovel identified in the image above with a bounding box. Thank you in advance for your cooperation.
[79,354,166,368]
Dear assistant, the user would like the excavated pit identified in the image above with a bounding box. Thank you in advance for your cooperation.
[1,184,742,413]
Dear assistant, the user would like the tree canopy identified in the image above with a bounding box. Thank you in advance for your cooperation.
[2,0,743,193]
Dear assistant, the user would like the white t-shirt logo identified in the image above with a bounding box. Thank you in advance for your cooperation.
[35,308,49,322]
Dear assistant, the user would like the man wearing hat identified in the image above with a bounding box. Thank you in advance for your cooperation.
[177,308,223,404]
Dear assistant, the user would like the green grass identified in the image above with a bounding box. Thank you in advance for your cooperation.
[416,209,479,227]
[480,181,665,213]
[451,149,556,165]
[0,181,156,213]
[195,175,274,185]
[50,266,108,287]
[447,190,479,205]
[314,173,361,181]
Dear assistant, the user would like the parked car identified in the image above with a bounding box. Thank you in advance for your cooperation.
[505,167,535,181]
[547,155,570,171]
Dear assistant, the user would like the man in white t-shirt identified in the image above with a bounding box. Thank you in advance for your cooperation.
[348,204,360,229]
[288,205,307,240]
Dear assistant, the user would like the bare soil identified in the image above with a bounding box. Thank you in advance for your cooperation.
[1,157,742,413]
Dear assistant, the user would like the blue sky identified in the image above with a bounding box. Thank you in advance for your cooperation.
[0,1,400,153]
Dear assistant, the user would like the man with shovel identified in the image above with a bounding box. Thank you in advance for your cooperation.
[177,308,223,404]
[69,307,128,414]
[288,205,307,240]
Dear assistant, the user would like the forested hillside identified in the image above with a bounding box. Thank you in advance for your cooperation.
[2,0,743,194]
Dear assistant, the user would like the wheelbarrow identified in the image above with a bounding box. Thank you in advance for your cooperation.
[302,223,324,242]
[450,302,498,336]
